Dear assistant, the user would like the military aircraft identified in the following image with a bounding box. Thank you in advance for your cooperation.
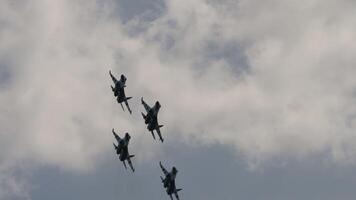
[112,128,135,172]
[159,161,182,200]
[141,97,164,142]
[109,70,132,114]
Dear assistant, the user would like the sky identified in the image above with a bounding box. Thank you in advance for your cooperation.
[0,0,356,199]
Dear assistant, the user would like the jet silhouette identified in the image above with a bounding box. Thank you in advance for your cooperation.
[141,97,164,142]
[160,161,182,200]
[109,70,132,114]
[112,128,135,172]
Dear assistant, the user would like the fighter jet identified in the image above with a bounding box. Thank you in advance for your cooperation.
[159,161,182,200]
[109,70,132,114]
[141,97,164,142]
[112,128,135,172]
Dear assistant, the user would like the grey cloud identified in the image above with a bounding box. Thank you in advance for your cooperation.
[29,143,356,200]
[1,0,356,198]
[116,0,165,23]
[0,64,12,90]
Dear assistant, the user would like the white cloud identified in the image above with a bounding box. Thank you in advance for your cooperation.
[139,0,356,167]
[0,0,356,184]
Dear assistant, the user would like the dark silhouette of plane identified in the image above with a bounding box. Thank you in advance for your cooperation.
[141,97,164,142]
[109,70,132,114]
[112,128,135,172]
[159,161,182,200]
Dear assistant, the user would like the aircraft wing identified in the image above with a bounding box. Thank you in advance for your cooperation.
[141,97,151,113]
[109,70,118,84]
[159,161,169,176]
[112,128,121,143]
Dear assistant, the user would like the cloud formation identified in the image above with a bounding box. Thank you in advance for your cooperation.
[1,1,356,192]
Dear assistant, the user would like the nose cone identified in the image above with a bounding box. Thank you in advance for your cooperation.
[120,74,127,82]
[172,167,178,174]
[125,132,131,140]
[155,101,161,109]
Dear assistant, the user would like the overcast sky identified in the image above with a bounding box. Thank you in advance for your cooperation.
[1,0,356,199]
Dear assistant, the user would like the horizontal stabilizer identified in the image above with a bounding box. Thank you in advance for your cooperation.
[159,125,164,128]
[129,155,135,158]
[176,189,182,192]
[125,97,132,101]
[113,143,117,149]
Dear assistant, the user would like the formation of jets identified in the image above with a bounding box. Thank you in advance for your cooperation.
[109,71,182,200]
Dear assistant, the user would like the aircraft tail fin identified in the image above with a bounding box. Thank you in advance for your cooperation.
[125,100,132,114]
[156,126,164,143]
[122,160,127,169]
[151,131,156,140]
[174,189,181,200]
[127,156,135,172]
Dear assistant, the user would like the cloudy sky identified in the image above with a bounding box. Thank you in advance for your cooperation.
[1,0,356,199]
